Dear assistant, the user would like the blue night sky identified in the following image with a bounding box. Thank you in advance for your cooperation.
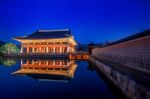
[0,0,150,44]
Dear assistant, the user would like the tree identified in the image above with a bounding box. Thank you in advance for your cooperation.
[0,52,3,57]
[0,59,16,66]
[0,43,20,54]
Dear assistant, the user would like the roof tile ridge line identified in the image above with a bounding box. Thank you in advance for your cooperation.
[38,29,70,32]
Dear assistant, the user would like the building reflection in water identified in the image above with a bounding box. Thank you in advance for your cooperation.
[12,59,77,82]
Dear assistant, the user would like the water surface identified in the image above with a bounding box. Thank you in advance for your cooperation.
[0,59,122,99]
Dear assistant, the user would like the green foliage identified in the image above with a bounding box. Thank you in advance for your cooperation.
[0,52,4,57]
[0,43,20,54]
[0,59,17,67]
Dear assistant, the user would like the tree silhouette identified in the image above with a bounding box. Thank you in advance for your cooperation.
[0,43,20,54]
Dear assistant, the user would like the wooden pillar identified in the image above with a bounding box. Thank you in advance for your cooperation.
[46,47,48,53]
[32,47,35,53]
[39,60,41,65]
[70,47,72,53]
[39,47,41,53]
[37,47,39,53]
[32,60,34,65]
[21,59,23,65]
[60,60,62,66]
[27,60,29,65]
[49,47,51,53]
[60,46,62,53]
[21,46,23,53]
[53,47,55,54]
[46,60,48,65]
[62,47,64,53]
[72,46,75,52]
[52,60,54,65]
[67,47,70,53]
[27,47,29,53]
[53,60,55,65]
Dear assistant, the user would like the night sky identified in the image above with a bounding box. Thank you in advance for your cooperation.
[0,0,150,44]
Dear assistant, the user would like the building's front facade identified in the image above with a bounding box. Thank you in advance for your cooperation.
[13,29,77,54]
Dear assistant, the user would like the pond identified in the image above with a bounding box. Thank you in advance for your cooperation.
[0,59,125,99]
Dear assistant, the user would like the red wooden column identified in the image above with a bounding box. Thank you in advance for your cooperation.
[27,46,29,53]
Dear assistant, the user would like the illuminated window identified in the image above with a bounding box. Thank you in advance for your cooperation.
[41,42,47,45]
[29,43,33,45]
[48,42,54,45]
[23,43,27,45]
[55,42,61,44]
[62,42,68,44]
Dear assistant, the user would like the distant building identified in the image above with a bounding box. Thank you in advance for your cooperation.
[13,29,77,54]
[76,44,88,51]
[88,43,97,54]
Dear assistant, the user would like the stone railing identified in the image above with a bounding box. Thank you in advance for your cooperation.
[92,35,150,73]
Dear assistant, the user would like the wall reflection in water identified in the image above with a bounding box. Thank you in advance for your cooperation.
[90,58,150,99]
[13,59,77,82]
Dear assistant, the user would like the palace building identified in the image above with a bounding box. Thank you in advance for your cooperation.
[13,29,77,54]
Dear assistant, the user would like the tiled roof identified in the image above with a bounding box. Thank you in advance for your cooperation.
[104,29,150,47]
[14,29,72,39]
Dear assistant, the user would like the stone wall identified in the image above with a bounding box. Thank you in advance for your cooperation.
[89,57,150,99]
[92,36,150,73]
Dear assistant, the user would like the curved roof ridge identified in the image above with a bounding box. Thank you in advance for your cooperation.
[38,29,70,32]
